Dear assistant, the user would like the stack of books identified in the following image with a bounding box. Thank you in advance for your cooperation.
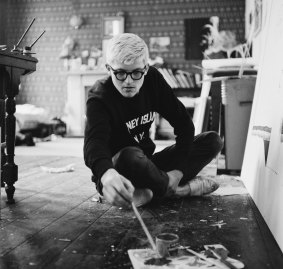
[158,68,201,89]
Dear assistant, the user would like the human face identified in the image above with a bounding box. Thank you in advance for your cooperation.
[107,58,148,98]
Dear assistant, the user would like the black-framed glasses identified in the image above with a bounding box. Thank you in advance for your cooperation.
[106,64,147,81]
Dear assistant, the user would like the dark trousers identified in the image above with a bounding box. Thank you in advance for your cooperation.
[111,131,223,197]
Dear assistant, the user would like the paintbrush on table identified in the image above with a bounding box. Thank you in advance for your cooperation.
[208,248,238,269]
[131,202,157,251]
[186,248,230,269]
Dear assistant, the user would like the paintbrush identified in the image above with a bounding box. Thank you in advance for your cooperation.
[186,248,230,269]
[208,248,238,269]
[131,202,156,251]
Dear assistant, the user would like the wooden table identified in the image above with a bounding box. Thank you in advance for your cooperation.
[0,50,37,204]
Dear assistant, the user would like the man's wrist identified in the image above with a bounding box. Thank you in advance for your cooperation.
[93,159,114,182]
[101,168,116,185]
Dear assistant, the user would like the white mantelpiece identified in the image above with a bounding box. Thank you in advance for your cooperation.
[64,70,108,136]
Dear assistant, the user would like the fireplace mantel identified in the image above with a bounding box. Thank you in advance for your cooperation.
[64,70,108,136]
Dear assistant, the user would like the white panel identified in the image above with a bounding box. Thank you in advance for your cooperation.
[241,0,283,252]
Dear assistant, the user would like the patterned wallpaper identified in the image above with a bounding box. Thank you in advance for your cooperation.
[3,0,245,118]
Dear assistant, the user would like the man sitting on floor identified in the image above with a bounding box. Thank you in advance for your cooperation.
[84,33,223,208]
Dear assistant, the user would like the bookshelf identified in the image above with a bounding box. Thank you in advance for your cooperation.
[155,68,202,139]
[157,67,201,90]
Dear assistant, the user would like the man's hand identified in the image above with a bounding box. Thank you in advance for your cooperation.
[101,168,134,208]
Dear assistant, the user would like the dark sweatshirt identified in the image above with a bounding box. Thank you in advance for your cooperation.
[84,66,195,186]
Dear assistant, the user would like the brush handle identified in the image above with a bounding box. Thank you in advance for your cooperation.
[16,18,36,47]
[209,249,238,269]
[30,30,46,48]
[186,248,229,269]
[131,202,156,251]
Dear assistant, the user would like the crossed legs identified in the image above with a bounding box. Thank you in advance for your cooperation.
[111,131,223,205]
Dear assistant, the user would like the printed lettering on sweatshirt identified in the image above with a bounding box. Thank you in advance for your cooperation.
[125,111,155,143]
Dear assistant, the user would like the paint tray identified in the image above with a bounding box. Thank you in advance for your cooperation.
[128,245,245,269]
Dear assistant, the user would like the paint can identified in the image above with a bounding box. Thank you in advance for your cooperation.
[156,233,179,257]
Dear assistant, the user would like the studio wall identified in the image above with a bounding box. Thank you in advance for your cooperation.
[0,0,8,44]
[4,0,245,118]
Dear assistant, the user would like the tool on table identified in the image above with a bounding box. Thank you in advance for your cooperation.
[23,30,45,56]
[208,247,238,269]
[11,17,36,53]
[131,202,156,251]
[186,248,230,269]
[11,17,45,56]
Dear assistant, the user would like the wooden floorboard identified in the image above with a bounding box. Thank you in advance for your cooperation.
[1,155,283,269]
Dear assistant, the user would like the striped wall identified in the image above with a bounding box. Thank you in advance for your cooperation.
[3,0,245,117]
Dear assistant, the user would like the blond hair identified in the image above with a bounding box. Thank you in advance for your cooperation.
[105,33,149,65]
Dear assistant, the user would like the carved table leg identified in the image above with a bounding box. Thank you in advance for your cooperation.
[3,94,18,204]
[2,67,22,204]
[5,184,16,204]
[0,52,37,204]
[0,67,6,189]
